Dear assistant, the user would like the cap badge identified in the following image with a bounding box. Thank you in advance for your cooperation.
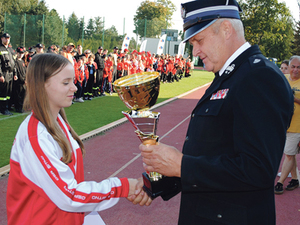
[181,6,186,19]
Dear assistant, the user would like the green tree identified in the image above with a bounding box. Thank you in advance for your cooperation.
[27,0,48,15]
[0,0,48,44]
[133,0,175,38]
[92,16,104,39]
[292,21,300,56]
[5,14,23,47]
[156,0,176,28]
[85,18,94,39]
[104,26,123,51]
[88,17,104,48]
[66,13,81,42]
[25,0,49,47]
[239,0,294,61]
[44,9,66,47]
[77,17,85,43]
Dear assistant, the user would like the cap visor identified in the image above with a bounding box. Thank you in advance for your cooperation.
[183,20,217,43]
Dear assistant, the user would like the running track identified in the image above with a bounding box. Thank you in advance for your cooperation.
[0,84,299,224]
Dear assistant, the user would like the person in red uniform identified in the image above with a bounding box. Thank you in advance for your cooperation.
[130,58,137,75]
[137,59,144,73]
[185,58,192,77]
[6,53,151,225]
[166,58,174,82]
[74,56,88,102]
[156,56,163,81]
[145,51,153,72]
[122,56,129,76]
[116,57,124,79]
[102,55,113,95]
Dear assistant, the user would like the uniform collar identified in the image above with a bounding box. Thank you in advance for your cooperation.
[0,43,9,48]
[219,42,251,76]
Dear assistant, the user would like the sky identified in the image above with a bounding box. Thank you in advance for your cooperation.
[45,0,299,41]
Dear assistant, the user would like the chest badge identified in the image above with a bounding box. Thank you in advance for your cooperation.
[210,88,229,100]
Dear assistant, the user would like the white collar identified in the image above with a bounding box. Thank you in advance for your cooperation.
[219,42,251,76]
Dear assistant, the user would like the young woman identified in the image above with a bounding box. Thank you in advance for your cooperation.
[6,54,151,225]
[280,59,290,74]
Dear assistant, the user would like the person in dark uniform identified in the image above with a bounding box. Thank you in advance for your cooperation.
[84,54,96,100]
[13,47,27,113]
[25,47,36,67]
[94,46,105,96]
[0,33,16,115]
[139,1,294,224]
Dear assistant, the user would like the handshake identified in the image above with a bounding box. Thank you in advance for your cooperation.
[127,178,152,206]
[125,142,183,207]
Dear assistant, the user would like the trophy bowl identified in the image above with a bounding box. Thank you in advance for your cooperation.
[113,72,160,111]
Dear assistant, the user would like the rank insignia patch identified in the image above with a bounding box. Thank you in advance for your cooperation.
[210,89,229,100]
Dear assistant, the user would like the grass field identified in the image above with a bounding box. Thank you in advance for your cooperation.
[0,70,214,167]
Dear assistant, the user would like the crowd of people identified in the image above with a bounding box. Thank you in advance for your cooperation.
[61,44,193,102]
[0,33,193,115]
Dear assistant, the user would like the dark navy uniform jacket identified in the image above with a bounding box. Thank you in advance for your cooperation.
[0,43,15,79]
[162,45,294,225]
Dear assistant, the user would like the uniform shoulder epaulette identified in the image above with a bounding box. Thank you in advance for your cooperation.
[248,55,266,68]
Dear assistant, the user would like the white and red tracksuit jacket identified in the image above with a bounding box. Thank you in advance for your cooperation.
[6,113,129,225]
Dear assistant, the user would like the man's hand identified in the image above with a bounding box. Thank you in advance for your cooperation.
[127,178,152,206]
[0,76,4,83]
[140,142,183,177]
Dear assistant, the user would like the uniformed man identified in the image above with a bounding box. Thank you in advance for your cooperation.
[139,0,294,224]
[13,46,27,113]
[0,33,16,115]
[94,46,105,96]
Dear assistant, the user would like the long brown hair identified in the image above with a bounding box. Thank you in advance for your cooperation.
[23,53,85,163]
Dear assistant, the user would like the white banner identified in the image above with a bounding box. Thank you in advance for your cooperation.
[178,41,186,57]
[156,34,167,55]
[140,39,147,52]
[121,35,131,52]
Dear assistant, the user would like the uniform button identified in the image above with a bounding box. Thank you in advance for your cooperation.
[192,184,197,188]
[191,113,195,118]
[205,108,209,113]
[185,136,189,142]
[217,214,222,219]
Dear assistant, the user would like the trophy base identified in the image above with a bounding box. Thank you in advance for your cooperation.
[142,172,181,200]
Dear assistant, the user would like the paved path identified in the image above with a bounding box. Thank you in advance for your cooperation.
[0,83,299,224]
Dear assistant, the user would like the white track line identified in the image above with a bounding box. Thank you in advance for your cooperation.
[107,115,191,178]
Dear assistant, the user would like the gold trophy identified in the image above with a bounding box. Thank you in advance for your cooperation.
[113,72,165,199]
